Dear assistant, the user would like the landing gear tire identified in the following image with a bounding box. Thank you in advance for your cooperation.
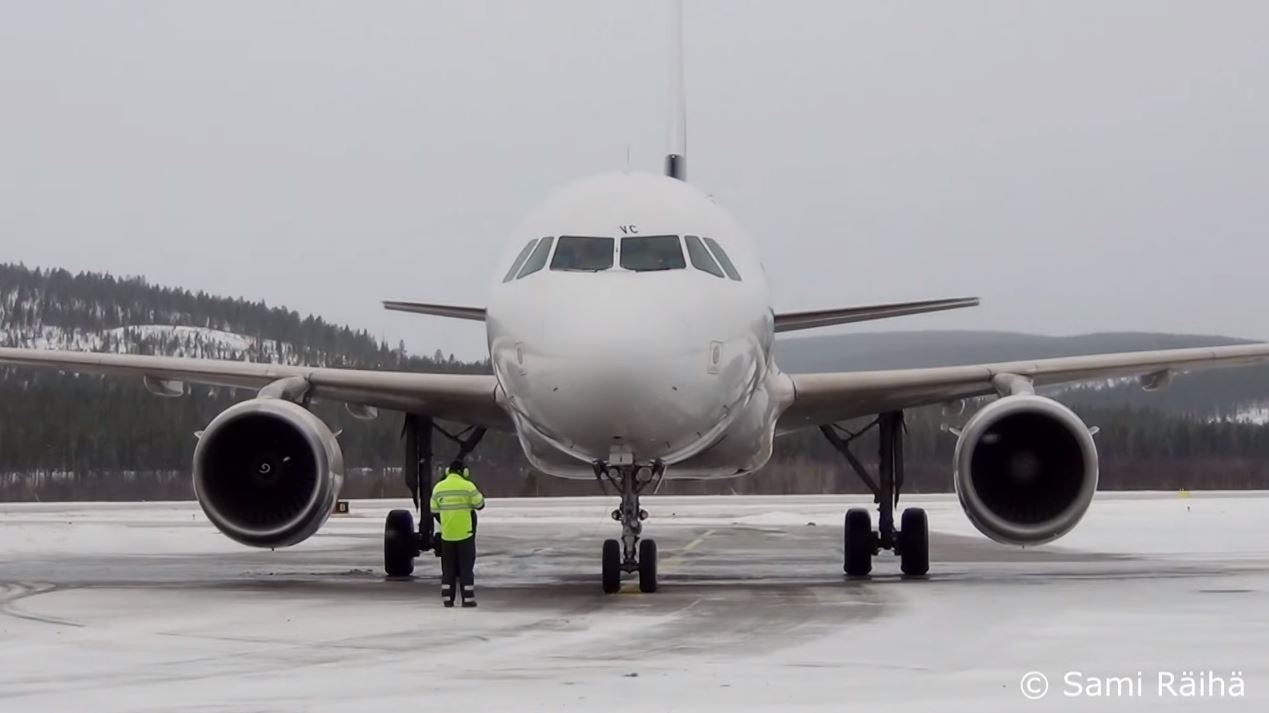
[602,539,622,594]
[638,539,658,593]
[898,507,929,576]
[384,509,417,577]
[844,507,873,577]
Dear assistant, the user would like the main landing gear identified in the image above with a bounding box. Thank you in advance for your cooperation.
[821,411,929,577]
[594,461,664,593]
[384,414,486,577]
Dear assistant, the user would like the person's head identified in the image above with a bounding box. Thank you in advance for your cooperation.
[448,460,470,478]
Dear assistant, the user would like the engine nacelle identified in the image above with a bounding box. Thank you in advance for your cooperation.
[193,398,344,548]
[953,394,1098,546]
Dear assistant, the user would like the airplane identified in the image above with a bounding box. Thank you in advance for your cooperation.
[5,4,1269,595]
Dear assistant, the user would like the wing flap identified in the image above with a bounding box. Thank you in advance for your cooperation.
[773,297,979,333]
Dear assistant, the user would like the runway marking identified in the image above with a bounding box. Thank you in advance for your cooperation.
[616,530,721,591]
[682,529,717,553]
[677,597,702,614]
[659,528,718,573]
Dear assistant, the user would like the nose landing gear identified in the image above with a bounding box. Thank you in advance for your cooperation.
[595,461,664,593]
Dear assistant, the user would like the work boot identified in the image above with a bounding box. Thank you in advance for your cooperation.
[461,599,478,608]
[443,600,455,608]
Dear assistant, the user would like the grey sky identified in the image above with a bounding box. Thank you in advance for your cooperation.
[2,1,1266,360]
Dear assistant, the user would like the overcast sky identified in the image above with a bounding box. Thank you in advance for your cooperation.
[2,1,1266,359]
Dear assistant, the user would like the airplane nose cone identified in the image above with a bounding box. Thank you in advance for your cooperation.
[539,277,705,368]
[517,281,726,459]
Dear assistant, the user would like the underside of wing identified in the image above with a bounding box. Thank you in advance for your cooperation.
[778,342,1269,432]
[773,297,979,333]
[0,347,511,430]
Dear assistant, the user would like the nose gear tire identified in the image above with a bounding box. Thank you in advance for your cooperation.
[638,539,658,593]
[602,538,622,593]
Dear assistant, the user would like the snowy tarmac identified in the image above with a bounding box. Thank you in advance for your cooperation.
[1,492,1267,712]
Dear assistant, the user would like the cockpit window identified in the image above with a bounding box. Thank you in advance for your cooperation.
[703,237,742,281]
[685,235,724,278]
[516,236,554,278]
[550,236,614,272]
[503,238,539,282]
[619,235,685,272]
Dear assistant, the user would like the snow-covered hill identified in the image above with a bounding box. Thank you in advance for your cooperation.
[1222,404,1269,426]
[0,264,430,368]
[1,323,295,362]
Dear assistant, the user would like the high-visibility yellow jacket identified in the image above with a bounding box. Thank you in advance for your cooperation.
[429,471,485,541]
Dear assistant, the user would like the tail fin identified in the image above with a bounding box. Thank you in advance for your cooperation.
[665,0,687,181]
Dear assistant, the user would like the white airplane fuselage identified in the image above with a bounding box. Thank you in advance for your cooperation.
[487,173,795,479]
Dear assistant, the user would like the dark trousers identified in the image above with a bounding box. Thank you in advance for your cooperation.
[440,536,477,603]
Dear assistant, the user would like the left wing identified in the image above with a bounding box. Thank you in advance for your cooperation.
[0,348,511,431]
[778,343,1269,433]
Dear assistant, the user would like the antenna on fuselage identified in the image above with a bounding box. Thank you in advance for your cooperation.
[664,0,687,181]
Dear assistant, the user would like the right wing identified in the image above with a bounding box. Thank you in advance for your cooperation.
[0,347,511,431]
[778,343,1269,433]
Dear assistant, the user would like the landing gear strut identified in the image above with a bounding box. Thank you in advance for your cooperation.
[384,415,486,577]
[594,461,664,593]
[821,411,929,577]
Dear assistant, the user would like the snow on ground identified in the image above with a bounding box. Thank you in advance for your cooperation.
[2,493,1268,712]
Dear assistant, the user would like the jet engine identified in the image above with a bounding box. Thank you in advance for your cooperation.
[953,394,1098,545]
[193,398,344,548]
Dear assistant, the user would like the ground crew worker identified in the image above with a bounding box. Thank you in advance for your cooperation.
[430,460,485,608]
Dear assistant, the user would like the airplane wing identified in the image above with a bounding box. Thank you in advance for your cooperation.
[773,297,979,333]
[0,347,511,431]
[778,343,1269,433]
[382,300,486,322]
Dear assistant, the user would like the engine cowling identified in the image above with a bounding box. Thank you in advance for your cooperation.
[953,394,1098,545]
[192,398,344,548]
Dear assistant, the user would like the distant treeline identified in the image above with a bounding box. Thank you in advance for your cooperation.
[3,262,1269,502]
[4,399,1269,501]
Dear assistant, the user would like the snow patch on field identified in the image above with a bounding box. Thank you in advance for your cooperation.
[1221,403,1269,425]
[104,325,257,352]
